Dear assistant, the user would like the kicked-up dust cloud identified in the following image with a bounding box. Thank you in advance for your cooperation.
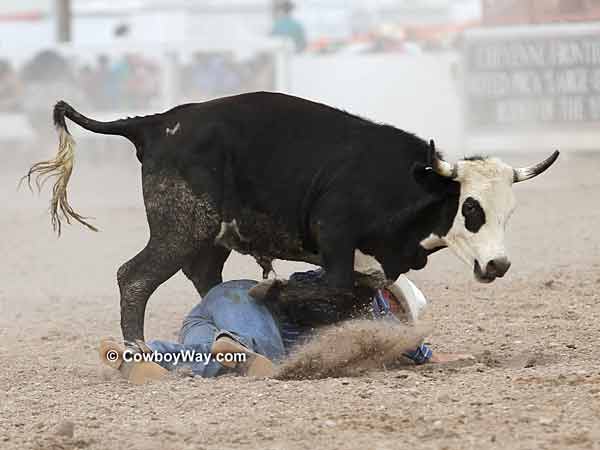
[275,319,424,380]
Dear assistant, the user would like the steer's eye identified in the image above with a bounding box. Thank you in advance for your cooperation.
[462,197,486,232]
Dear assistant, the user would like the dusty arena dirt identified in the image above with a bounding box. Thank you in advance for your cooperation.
[1,147,600,450]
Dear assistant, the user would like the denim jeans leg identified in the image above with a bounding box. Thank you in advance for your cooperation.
[146,339,225,377]
[184,280,286,363]
[147,280,286,377]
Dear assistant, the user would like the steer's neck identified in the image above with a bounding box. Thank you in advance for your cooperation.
[380,193,449,239]
[359,192,455,278]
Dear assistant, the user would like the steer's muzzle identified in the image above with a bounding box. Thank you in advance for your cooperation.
[474,257,511,283]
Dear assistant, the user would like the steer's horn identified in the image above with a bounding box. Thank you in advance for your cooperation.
[430,140,457,178]
[513,150,560,183]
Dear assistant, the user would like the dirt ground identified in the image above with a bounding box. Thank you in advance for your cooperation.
[1,147,599,450]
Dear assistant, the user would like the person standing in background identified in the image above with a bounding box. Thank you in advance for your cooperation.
[271,0,307,53]
[0,60,22,112]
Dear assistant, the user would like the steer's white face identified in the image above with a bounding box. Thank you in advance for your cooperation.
[429,158,517,283]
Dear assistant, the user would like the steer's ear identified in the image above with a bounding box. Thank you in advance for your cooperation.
[412,162,455,194]
[413,162,440,192]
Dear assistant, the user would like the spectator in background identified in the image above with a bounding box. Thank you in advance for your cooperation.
[244,53,275,92]
[112,54,134,109]
[112,53,160,110]
[271,0,307,53]
[180,52,276,102]
[127,54,160,109]
[92,54,116,110]
[208,54,242,96]
[21,50,73,84]
[0,59,23,111]
[79,64,96,108]
[183,52,243,100]
[20,50,83,139]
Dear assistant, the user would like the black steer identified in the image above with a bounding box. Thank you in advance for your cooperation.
[25,92,559,342]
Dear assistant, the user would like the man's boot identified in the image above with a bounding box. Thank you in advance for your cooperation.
[211,335,274,378]
[99,338,167,385]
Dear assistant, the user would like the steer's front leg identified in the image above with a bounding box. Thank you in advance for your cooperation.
[319,238,355,290]
[249,231,370,324]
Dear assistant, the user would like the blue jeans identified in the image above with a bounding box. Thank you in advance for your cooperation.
[147,280,290,377]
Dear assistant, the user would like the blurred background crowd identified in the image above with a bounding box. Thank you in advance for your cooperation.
[0,0,478,115]
[2,0,600,157]
[0,49,275,113]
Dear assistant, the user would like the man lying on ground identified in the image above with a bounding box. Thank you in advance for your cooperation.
[99,271,472,384]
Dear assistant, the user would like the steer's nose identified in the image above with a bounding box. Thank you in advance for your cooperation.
[486,257,511,278]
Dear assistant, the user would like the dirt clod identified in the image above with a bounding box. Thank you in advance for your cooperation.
[54,421,75,438]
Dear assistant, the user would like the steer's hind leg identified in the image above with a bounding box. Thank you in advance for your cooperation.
[182,242,231,297]
[118,239,191,343]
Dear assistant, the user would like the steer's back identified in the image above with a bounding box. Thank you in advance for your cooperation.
[147,92,431,261]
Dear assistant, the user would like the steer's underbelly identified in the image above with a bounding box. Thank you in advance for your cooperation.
[220,208,322,266]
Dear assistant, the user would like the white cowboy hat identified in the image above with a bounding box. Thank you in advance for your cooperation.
[386,275,428,323]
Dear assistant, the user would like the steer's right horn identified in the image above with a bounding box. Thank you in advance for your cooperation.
[430,140,457,178]
[513,150,560,183]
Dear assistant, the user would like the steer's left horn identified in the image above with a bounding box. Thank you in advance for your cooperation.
[513,150,560,183]
[430,140,457,178]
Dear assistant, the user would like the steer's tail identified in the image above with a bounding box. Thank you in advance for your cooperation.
[22,101,143,235]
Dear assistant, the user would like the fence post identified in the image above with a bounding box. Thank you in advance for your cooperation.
[274,42,292,92]
[56,0,71,43]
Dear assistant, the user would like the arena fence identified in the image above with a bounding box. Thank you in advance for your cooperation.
[0,38,290,143]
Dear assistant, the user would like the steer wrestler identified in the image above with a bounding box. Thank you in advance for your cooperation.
[100,272,471,384]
